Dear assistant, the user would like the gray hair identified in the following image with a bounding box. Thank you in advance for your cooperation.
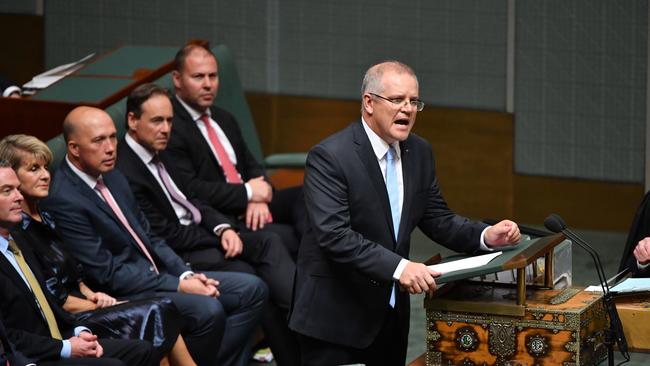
[360,60,418,96]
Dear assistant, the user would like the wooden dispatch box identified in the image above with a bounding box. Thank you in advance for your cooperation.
[615,293,650,352]
[425,282,608,366]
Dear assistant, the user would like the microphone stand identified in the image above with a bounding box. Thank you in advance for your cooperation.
[561,227,629,366]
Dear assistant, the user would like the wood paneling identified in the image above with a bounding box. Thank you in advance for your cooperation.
[513,175,642,232]
[247,92,643,231]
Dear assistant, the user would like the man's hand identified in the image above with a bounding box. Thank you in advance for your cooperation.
[69,332,103,358]
[484,220,521,247]
[221,229,243,259]
[86,291,117,308]
[247,176,273,203]
[634,237,650,265]
[245,202,272,231]
[178,273,220,298]
[398,262,440,294]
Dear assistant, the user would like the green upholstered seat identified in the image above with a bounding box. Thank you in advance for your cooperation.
[209,44,306,169]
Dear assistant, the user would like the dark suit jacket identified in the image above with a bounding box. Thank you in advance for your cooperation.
[288,121,488,348]
[42,161,189,298]
[0,230,76,363]
[165,97,266,215]
[116,140,234,256]
[0,313,29,366]
[619,190,650,277]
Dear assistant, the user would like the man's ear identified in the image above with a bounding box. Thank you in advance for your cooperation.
[67,140,79,158]
[127,112,138,132]
[362,94,374,115]
[172,70,181,90]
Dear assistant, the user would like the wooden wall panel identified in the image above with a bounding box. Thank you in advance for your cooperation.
[513,176,643,232]
[247,92,643,231]
[412,108,514,222]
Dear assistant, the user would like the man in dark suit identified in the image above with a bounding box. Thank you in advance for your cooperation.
[42,106,268,366]
[116,83,299,365]
[288,61,521,365]
[0,163,154,366]
[619,191,650,277]
[165,43,305,255]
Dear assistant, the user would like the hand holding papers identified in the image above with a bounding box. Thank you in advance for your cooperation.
[427,251,503,275]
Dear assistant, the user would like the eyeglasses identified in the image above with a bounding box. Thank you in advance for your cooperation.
[369,93,425,112]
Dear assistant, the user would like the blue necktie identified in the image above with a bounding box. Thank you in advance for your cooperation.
[386,146,400,307]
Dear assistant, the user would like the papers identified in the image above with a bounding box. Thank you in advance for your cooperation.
[584,285,605,292]
[428,251,502,275]
[610,278,650,293]
[22,53,95,93]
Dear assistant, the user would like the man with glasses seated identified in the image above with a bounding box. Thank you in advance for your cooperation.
[288,60,521,366]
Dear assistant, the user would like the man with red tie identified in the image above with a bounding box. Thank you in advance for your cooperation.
[164,43,306,257]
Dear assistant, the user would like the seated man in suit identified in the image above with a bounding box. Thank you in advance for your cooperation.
[165,42,305,256]
[289,61,521,365]
[117,83,298,365]
[42,106,268,366]
[0,162,154,366]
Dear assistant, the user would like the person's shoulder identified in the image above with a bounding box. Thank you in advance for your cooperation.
[104,168,131,187]
[210,105,240,127]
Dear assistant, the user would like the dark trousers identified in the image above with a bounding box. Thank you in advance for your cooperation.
[157,271,268,366]
[184,231,300,366]
[268,186,308,256]
[298,308,407,366]
[40,338,155,366]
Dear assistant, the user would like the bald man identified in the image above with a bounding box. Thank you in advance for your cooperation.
[42,106,268,366]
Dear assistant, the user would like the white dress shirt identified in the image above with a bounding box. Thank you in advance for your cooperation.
[360,118,490,282]
[175,96,253,200]
[125,134,193,225]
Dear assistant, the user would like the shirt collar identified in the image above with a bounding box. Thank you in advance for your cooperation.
[361,117,401,161]
[175,95,211,122]
[125,134,156,165]
[65,154,101,189]
[0,234,11,255]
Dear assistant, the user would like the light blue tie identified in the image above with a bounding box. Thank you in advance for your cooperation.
[386,146,400,307]
[385,146,401,240]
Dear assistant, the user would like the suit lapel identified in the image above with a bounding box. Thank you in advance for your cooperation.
[397,139,414,245]
[102,174,153,252]
[173,98,223,174]
[0,245,46,324]
[352,122,396,245]
[62,164,153,257]
[60,164,119,225]
[121,144,174,218]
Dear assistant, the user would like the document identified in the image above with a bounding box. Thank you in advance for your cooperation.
[610,278,650,293]
[22,53,95,92]
[428,251,502,275]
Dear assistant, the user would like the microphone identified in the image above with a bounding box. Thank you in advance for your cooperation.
[543,214,608,292]
[544,214,629,365]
